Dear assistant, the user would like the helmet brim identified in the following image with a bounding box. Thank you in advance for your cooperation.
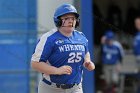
[57,12,79,19]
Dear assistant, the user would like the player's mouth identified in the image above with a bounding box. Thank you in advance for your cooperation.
[68,25,73,27]
[67,23,74,27]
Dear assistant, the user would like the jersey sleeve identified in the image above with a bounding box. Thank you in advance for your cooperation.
[114,41,124,61]
[79,31,89,53]
[85,39,89,54]
[31,33,53,62]
[133,36,140,55]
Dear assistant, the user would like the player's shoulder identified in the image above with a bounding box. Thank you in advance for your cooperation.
[74,30,86,37]
[74,30,88,42]
[135,34,140,40]
[113,41,122,48]
[40,28,57,41]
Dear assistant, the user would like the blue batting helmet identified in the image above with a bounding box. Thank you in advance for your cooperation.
[105,30,114,40]
[54,4,79,27]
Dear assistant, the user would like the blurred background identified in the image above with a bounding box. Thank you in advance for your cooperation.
[0,0,140,93]
[94,0,140,93]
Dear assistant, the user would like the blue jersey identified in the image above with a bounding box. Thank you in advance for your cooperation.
[102,41,124,64]
[31,29,88,84]
[133,32,140,56]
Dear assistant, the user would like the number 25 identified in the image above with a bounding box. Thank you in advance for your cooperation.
[68,52,82,63]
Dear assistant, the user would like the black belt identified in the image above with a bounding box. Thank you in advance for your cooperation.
[42,78,78,89]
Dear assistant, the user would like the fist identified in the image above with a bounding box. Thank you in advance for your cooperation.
[57,65,72,75]
[84,62,95,71]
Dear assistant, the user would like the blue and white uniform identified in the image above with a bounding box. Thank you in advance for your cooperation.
[31,4,91,93]
[31,29,88,93]
[133,32,140,56]
[102,41,124,65]
[101,31,124,87]
[133,31,140,71]
[102,40,124,85]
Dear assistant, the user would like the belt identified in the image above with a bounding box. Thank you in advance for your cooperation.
[42,78,78,89]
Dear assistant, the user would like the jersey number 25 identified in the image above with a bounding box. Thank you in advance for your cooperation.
[68,52,82,63]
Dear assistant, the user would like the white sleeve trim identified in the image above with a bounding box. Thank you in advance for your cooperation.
[31,29,57,62]
[113,41,124,57]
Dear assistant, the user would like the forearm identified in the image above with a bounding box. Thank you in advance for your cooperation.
[84,52,91,62]
[31,61,58,75]
[84,52,95,71]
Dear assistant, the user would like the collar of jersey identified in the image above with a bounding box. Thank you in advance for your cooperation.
[57,31,74,39]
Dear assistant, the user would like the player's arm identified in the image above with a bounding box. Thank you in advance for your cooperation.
[31,61,72,75]
[31,31,72,75]
[83,52,95,71]
[116,41,124,63]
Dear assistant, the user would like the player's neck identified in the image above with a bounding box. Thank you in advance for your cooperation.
[58,28,73,37]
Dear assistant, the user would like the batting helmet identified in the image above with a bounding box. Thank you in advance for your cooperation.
[54,4,79,27]
[105,30,114,40]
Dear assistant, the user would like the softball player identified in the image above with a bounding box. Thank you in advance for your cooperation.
[101,30,124,91]
[133,17,140,72]
[133,17,140,93]
[31,4,95,93]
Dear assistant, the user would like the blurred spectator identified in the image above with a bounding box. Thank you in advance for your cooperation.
[132,16,140,93]
[133,17,140,72]
[101,30,124,93]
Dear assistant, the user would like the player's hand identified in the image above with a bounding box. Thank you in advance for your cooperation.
[84,61,95,71]
[57,65,72,75]
[116,63,121,72]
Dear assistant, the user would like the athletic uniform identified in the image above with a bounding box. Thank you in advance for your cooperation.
[31,29,88,93]
[133,32,140,71]
[101,31,124,86]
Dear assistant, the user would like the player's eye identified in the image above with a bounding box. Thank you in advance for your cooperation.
[64,17,69,20]
[62,17,76,21]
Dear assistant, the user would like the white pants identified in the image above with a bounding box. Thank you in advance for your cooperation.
[103,64,120,85]
[38,80,83,93]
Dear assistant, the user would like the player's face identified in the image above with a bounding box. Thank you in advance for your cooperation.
[135,18,140,31]
[60,13,77,32]
[106,39,113,45]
